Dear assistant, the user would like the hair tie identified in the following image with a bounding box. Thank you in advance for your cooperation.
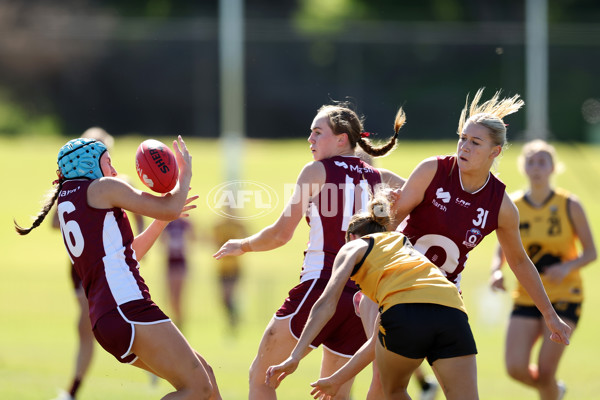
[360,132,371,138]
[53,170,64,185]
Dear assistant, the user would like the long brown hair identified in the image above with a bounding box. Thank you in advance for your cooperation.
[14,181,63,235]
[317,102,406,158]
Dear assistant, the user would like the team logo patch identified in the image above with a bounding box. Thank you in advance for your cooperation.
[462,227,483,248]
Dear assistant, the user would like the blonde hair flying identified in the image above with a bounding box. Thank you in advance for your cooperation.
[457,88,525,149]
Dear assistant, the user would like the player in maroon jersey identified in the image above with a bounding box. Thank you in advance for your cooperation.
[213,102,406,399]
[388,89,571,348]
[48,127,147,400]
[303,89,571,400]
[15,136,221,400]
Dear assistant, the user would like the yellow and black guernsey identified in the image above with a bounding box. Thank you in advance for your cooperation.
[511,188,582,305]
[351,231,466,315]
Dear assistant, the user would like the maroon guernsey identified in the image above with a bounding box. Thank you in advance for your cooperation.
[399,155,505,290]
[302,156,382,285]
[56,179,151,327]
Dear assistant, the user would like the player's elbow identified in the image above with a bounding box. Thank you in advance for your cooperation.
[273,230,293,246]
[586,248,597,265]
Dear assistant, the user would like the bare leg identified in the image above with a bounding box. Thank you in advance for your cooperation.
[535,320,575,400]
[221,277,239,330]
[358,296,385,400]
[67,290,94,398]
[249,317,311,400]
[374,339,423,400]
[431,355,478,400]
[505,316,543,388]
[131,321,218,400]
[168,269,186,329]
[320,347,356,400]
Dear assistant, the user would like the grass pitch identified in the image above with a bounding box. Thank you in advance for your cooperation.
[1,135,599,399]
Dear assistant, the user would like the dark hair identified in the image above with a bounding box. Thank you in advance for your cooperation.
[345,192,392,241]
[14,182,63,235]
[317,102,406,158]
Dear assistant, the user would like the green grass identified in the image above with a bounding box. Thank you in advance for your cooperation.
[1,136,599,399]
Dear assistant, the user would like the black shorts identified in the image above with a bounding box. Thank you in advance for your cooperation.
[378,303,477,365]
[511,302,581,325]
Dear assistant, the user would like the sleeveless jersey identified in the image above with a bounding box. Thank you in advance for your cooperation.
[511,188,582,305]
[56,179,151,327]
[399,155,505,290]
[302,156,382,285]
[351,232,466,314]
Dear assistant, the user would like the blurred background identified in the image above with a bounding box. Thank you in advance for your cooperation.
[1,0,599,143]
[3,2,600,399]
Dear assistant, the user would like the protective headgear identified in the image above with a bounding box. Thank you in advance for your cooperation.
[57,138,107,180]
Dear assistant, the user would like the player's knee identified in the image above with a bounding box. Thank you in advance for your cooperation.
[535,367,556,387]
[187,376,214,400]
[506,362,529,381]
[248,358,264,386]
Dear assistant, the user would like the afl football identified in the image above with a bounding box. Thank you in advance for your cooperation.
[135,139,179,193]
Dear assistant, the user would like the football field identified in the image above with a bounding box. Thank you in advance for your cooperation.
[2,135,599,399]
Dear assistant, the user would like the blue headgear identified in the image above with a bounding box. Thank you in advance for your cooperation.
[57,138,107,180]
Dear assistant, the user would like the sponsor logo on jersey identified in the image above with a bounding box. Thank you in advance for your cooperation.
[59,186,81,197]
[334,161,349,169]
[432,198,447,212]
[436,187,451,203]
[455,198,471,208]
[462,227,483,248]
[349,164,375,174]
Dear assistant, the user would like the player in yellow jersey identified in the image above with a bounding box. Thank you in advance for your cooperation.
[213,208,247,331]
[490,140,596,400]
[266,194,479,400]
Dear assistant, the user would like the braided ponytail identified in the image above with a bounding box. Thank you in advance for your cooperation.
[14,181,63,235]
[358,107,406,158]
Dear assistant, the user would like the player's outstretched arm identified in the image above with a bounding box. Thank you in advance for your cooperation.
[213,161,325,259]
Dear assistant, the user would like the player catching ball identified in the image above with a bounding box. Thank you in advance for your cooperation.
[15,136,221,400]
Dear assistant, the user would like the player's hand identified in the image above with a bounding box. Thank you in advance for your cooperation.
[265,357,300,389]
[543,263,569,284]
[387,188,403,217]
[179,193,199,218]
[213,239,244,259]
[310,377,342,399]
[173,135,192,178]
[489,269,506,291]
[546,315,571,346]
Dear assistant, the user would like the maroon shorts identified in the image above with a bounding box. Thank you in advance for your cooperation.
[275,279,367,357]
[92,299,170,364]
[168,257,187,273]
